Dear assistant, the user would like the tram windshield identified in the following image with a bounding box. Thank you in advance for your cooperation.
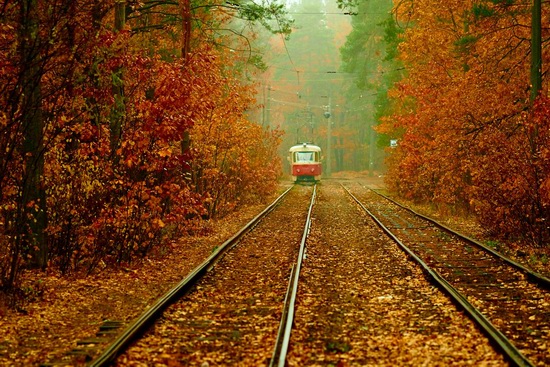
[295,152,315,162]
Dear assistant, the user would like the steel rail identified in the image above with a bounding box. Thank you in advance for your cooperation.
[367,187,550,288]
[343,185,534,367]
[270,184,317,367]
[88,185,294,367]
[269,264,297,367]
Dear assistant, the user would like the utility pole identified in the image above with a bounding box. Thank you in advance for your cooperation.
[262,83,266,126]
[369,124,375,176]
[324,97,332,177]
[266,85,271,127]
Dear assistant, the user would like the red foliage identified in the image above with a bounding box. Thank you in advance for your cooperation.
[1,0,282,289]
[469,97,550,245]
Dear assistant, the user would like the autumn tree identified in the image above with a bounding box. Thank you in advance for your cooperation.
[0,0,107,288]
[1,0,291,296]
[380,0,550,245]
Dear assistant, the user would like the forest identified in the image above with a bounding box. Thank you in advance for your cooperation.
[264,0,550,251]
[1,0,549,301]
[0,0,288,294]
[374,0,550,248]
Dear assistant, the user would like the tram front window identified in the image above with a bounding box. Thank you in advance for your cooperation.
[295,152,314,162]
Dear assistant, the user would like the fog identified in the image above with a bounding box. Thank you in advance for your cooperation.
[260,0,394,175]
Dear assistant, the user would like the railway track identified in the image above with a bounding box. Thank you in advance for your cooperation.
[343,183,550,367]
[86,185,316,366]
[286,182,506,366]
[37,180,546,366]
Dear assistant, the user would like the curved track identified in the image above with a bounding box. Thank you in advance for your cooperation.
[343,183,550,367]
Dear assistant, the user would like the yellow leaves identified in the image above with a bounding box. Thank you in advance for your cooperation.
[157,147,172,158]
[153,218,165,229]
[125,156,134,168]
[84,179,102,195]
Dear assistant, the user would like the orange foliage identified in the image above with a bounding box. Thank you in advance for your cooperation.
[382,0,550,245]
[185,44,283,217]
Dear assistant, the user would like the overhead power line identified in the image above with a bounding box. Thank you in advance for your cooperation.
[273,13,300,83]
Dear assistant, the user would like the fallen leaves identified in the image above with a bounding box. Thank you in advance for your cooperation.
[0,201,272,366]
[287,182,507,366]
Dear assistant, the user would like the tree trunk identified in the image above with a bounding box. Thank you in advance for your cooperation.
[180,0,192,159]
[110,1,126,156]
[18,0,47,270]
[530,0,542,103]
[181,0,191,61]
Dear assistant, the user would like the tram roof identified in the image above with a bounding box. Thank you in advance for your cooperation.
[289,143,321,152]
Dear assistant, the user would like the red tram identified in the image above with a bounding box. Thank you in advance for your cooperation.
[288,143,322,183]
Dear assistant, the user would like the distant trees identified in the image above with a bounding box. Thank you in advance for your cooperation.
[268,0,351,173]
[1,0,288,293]
[339,0,397,172]
[378,0,550,246]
